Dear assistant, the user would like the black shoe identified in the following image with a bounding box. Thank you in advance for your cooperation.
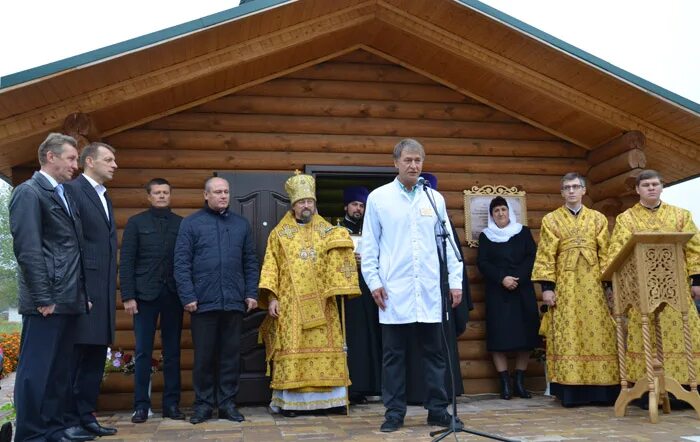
[513,369,532,399]
[427,411,463,429]
[163,404,185,420]
[498,370,512,400]
[131,408,148,423]
[62,426,96,441]
[633,395,650,410]
[189,408,213,425]
[326,406,347,415]
[82,422,117,436]
[380,417,403,432]
[0,422,11,442]
[280,409,298,418]
[218,405,245,422]
[349,394,368,405]
[669,393,693,410]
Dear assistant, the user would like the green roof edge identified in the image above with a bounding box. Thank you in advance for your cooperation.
[2,0,698,115]
[456,0,700,114]
[0,0,290,89]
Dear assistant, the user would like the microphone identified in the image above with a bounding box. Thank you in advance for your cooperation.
[417,176,429,189]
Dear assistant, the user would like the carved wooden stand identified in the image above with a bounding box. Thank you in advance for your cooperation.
[602,232,700,423]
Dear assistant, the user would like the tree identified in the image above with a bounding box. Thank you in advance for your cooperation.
[0,183,18,310]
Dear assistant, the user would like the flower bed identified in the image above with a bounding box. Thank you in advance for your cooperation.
[104,348,161,379]
[0,332,20,377]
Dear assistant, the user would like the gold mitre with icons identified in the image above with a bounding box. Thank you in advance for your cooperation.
[285,170,316,205]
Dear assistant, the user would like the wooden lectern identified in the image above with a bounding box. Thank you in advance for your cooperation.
[602,232,700,423]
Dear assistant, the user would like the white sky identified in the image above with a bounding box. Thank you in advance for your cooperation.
[0,0,698,219]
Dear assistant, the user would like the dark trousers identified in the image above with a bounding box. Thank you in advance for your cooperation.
[381,322,448,420]
[69,344,108,425]
[190,310,243,410]
[15,314,76,442]
[133,289,183,411]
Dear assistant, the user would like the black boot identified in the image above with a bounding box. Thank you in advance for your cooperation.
[513,369,532,398]
[498,371,512,400]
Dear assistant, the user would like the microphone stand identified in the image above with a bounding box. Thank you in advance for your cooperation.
[422,181,517,442]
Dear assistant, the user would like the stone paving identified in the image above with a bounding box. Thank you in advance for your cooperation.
[89,395,700,442]
[4,373,700,441]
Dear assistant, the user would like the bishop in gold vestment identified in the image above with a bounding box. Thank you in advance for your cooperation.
[258,173,360,414]
[607,202,700,383]
[532,173,619,407]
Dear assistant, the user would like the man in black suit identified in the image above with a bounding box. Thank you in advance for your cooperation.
[10,133,94,441]
[64,142,119,437]
[120,178,184,423]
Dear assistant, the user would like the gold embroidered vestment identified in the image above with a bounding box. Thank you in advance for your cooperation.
[606,203,700,382]
[532,206,619,386]
[258,212,360,391]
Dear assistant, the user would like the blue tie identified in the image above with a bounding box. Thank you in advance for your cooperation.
[55,184,71,215]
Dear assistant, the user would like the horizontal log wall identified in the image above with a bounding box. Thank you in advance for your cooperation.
[80,50,589,409]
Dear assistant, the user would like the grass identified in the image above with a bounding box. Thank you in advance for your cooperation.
[0,321,20,334]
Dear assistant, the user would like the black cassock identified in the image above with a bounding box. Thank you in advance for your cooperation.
[341,217,382,399]
[405,224,472,404]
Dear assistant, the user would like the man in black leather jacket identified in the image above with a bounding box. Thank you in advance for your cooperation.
[10,133,92,442]
[120,178,184,423]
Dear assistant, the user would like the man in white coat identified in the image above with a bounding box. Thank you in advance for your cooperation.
[361,138,463,433]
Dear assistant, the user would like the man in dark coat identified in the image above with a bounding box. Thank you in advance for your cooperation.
[174,177,260,425]
[64,142,119,437]
[120,178,184,423]
[10,133,93,442]
[340,186,382,404]
[405,173,472,404]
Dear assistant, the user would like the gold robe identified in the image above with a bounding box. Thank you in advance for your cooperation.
[532,206,619,385]
[258,212,360,391]
[606,202,700,382]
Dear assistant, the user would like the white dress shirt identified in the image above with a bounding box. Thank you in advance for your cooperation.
[360,178,463,324]
[82,173,109,220]
[39,170,70,213]
[39,170,59,188]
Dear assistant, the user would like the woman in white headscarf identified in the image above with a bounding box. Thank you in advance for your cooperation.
[477,196,539,400]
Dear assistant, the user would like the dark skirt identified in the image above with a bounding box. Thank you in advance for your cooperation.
[550,383,620,407]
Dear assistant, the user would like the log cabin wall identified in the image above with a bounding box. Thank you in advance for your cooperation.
[16,50,593,410]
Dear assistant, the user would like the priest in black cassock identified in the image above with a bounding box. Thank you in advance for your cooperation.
[340,186,383,404]
[405,173,473,404]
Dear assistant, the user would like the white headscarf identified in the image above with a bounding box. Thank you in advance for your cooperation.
[482,199,522,243]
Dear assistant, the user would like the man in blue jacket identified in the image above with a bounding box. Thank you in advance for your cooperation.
[174,176,259,424]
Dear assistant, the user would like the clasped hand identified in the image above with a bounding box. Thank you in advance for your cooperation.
[502,276,519,291]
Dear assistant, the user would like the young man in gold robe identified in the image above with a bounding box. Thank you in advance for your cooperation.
[606,169,700,390]
[258,172,361,416]
[532,172,620,407]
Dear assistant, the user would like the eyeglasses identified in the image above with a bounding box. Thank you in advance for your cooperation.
[561,184,583,191]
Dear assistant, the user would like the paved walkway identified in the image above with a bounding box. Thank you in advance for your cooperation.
[3,374,700,441]
[86,395,700,441]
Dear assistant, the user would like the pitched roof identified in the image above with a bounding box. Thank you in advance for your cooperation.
[1,0,698,182]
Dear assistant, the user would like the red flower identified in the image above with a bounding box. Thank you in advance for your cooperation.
[123,353,133,364]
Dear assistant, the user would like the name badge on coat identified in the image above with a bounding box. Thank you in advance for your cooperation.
[420,207,434,217]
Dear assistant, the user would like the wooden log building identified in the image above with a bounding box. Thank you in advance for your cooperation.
[1,0,699,411]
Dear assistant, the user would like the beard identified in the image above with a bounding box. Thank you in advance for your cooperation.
[299,209,313,223]
[348,211,363,221]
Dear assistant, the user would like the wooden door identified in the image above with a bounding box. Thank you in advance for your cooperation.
[217,171,290,404]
